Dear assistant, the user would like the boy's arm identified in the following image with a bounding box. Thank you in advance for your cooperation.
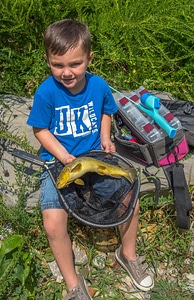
[100,114,116,153]
[33,127,75,164]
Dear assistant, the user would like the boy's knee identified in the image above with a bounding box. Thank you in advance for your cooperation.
[44,220,69,240]
[43,219,56,237]
[42,210,68,239]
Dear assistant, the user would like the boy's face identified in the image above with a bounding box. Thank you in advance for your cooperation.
[46,43,93,94]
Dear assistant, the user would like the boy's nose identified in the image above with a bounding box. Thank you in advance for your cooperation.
[62,67,71,77]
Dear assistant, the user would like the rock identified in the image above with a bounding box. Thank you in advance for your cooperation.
[48,261,63,282]
[74,226,119,252]
[48,242,89,281]
[92,253,107,269]
[185,273,194,281]
[72,241,90,275]
[0,95,41,210]
[1,94,40,150]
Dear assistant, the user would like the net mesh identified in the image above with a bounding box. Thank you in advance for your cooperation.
[51,150,140,228]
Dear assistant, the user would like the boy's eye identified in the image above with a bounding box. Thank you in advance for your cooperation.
[51,61,83,68]
[71,62,82,67]
[52,64,63,68]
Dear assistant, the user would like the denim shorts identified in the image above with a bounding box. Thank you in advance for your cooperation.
[39,165,132,211]
[40,168,63,210]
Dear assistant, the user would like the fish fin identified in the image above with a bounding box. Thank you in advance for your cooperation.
[71,163,82,173]
[74,179,85,185]
[97,166,122,178]
[96,166,107,175]
[111,174,122,178]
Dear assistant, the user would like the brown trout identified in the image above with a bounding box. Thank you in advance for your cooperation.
[56,157,137,189]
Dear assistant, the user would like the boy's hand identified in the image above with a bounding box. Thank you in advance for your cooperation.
[101,139,116,153]
[62,154,76,165]
[100,114,115,153]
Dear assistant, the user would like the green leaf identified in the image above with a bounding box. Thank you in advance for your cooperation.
[14,263,30,285]
[0,234,23,256]
[0,256,14,278]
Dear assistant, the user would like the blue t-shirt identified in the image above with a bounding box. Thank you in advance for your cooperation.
[27,73,118,161]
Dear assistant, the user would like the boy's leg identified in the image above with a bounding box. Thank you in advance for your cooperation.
[40,170,92,299]
[117,197,154,291]
[118,197,139,260]
[42,208,78,291]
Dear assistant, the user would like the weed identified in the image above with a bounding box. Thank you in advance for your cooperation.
[150,279,193,300]
[0,0,194,99]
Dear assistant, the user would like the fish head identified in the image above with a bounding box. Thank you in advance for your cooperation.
[56,166,71,189]
[56,161,84,189]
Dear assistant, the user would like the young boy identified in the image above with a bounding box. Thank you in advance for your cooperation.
[27,19,154,299]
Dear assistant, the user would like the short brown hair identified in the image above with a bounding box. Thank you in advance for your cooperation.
[44,19,91,56]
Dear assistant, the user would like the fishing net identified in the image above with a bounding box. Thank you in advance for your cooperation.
[51,150,140,228]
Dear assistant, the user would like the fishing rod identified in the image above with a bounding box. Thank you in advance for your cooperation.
[109,85,176,138]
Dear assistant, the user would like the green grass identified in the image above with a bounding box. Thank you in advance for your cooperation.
[0,191,193,299]
[0,127,193,299]
[0,0,194,100]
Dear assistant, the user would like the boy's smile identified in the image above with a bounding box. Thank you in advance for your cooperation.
[46,44,93,95]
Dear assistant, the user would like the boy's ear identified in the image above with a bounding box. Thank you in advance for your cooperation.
[44,54,50,67]
[88,51,94,65]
